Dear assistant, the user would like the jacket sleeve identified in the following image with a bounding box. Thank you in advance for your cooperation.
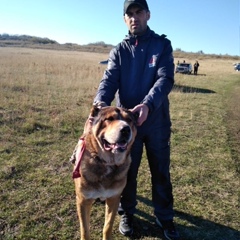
[93,47,120,106]
[141,39,174,113]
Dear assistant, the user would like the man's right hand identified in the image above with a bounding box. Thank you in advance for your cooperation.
[93,101,107,109]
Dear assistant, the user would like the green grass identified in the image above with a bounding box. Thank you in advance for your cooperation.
[0,48,239,240]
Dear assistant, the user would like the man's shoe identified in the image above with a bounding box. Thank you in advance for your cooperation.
[119,213,133,236]
[156,218,180,240]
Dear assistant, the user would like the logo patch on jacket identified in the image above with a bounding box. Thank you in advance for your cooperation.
[149,54,158,68]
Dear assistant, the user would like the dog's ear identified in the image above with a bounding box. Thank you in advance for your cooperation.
[133,111,139,122]
[89,105,101,117]
[90,102,107,117]
[124,109,138,126]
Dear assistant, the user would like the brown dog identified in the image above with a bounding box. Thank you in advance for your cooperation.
[73,106,137,240]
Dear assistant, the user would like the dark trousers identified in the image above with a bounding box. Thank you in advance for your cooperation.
[118,124,174,221]
[194,67,198,75]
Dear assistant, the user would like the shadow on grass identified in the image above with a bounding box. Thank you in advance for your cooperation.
[193,74,207,76]
[128,195,240,240]
[173,84,216,94]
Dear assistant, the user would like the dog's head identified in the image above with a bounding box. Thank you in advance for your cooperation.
[90,106,137,156]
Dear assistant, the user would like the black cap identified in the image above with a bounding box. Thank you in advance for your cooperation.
[123,0,149,15]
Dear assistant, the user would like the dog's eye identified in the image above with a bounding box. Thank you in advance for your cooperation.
[125,117,132,123]
[106,116,114,122]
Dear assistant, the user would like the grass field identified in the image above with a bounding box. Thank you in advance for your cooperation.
[0,47,239,240]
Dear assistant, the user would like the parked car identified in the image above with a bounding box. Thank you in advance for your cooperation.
[234,63,240,71]
[175,63,192,74]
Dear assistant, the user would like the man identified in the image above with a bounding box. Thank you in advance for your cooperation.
[88,0,179,239]
[194,60,200,75]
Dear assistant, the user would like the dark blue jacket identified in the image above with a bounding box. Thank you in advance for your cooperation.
[94,27,174,128]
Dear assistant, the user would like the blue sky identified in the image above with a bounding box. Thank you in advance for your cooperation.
[1,0,240,56]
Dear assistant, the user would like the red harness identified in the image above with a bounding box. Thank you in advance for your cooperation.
[72,137,86,179]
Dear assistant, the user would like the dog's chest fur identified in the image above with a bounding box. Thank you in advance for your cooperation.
[78,150,131,200]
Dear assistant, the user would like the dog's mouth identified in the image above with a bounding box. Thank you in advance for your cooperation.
[102,138,128,152]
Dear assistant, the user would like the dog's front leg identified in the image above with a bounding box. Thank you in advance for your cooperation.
[76,195,93,240]
[103,195,121,240]
[79,202,92,240]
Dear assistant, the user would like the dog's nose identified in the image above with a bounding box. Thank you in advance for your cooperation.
[120,126,131,137]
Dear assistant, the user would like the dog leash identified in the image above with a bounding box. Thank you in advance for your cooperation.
[72,137,86,179]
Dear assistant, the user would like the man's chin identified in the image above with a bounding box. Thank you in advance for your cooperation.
[130,29,140,35]
[130,28,146,36]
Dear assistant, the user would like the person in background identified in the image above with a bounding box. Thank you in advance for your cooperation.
[72,0,180,239]
[194,60,200,75]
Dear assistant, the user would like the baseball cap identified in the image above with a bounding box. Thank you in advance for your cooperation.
[123,0,149,15]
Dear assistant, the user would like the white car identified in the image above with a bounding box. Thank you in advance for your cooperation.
[175,63,192,74]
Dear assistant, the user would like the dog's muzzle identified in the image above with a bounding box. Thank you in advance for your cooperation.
[102,125,132,153]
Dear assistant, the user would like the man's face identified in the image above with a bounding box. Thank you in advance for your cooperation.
[124,5,150,36]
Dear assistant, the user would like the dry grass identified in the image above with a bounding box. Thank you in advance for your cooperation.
[0,47,239,240]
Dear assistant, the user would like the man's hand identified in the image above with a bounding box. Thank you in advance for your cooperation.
[93,101,107,109]
[131,104,149,126]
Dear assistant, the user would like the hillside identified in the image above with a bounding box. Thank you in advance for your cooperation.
[0,34,239,60]
[0,34,114,53]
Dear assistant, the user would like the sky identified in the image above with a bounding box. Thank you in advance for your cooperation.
[0,0,240,56]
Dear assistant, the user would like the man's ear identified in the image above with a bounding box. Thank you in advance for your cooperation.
[146,11,150,20]
[123,15,127,24]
